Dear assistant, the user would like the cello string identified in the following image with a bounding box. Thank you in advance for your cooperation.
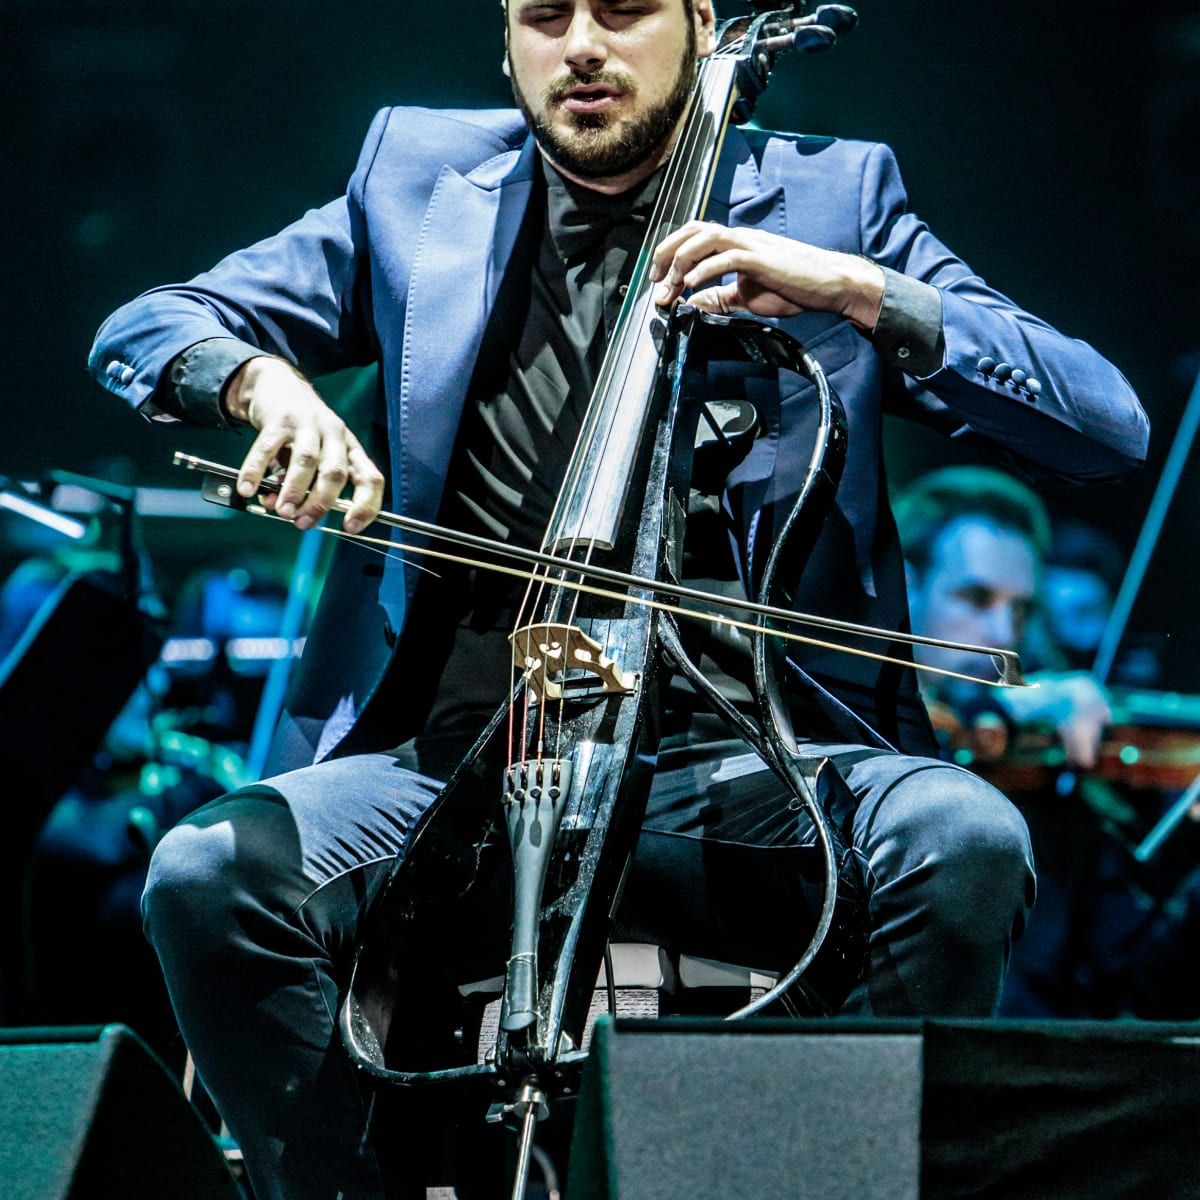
[531,55,724,753]
[540,41,725,564]
[548,61,725,751]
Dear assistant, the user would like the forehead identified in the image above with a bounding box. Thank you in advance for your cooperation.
[510,0,673,15]
[928,515,1038,594]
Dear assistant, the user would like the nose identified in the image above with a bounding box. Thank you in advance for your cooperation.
[985,602,1018,651]
[563,10,608,72]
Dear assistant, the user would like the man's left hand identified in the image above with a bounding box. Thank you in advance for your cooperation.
[650,221,884,331]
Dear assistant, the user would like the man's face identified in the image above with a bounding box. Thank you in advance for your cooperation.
[506,1,715,182]
[908,515,1039,681]
[1042,565,1111,659]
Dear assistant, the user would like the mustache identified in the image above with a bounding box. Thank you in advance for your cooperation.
[543,69,638,105]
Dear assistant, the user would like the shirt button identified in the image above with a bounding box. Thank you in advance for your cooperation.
[120,366,135,386]
[897,345,911,360]
[977,356,997,374]
[1010,369,1027,385]
[618,284,629,297]
[992,362,1013,381]
[107,360,123,379]
[1026,378,1042,396]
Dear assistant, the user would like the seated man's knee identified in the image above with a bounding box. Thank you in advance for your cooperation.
[142,787,298,956]
[867,761,1034,938]
[917,770,1034,938]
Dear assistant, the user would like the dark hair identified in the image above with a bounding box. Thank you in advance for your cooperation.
[1047,519,1124,592]
[894,466,1051,573]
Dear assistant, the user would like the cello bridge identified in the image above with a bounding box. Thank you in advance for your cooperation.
[509,622,637,703]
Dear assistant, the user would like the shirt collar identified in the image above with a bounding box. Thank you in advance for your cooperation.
[542,158,664,264]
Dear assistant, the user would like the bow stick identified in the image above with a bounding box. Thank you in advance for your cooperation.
[174,451,1030,692]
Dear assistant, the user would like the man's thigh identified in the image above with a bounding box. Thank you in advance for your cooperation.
[617,718,1029,973]
[155,750,448,963]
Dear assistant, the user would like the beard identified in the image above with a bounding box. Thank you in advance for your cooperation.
[510,38,697,179]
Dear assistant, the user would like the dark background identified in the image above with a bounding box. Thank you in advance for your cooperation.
[3,0,1198,682]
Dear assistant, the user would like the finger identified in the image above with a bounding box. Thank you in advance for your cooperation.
[648,220,709,281]
[1061,719,1102,769]
[343,435,385,533]
[654,228,743,305]
[237,428,290,499]
[275,426,322,519]
[295,421,350,529]
[680,248,748,291]
[687,282,741,315]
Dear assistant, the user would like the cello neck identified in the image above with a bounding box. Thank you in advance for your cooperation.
[542,50,744,555]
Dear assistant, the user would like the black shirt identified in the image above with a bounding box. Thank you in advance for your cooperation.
[445,158,660,550]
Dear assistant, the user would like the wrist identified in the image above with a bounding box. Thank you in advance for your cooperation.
[222,354,288,425]
[837,255,886,333]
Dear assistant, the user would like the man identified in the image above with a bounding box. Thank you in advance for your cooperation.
[897,466,1113,769]
[896,468,1200,1021]
[90,2,1147,1196]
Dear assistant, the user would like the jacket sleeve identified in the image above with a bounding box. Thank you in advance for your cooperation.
[87,107,393,421]
[860,142,1149,482]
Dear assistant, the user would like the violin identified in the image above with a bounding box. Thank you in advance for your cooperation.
[931,688,1200,795]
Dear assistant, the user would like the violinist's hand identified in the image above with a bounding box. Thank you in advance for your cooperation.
[225,356,384,534]
[997,671,1112,770]
[650,222,884,330]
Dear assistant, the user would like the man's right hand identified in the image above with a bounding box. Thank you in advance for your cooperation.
[224,356,384,534]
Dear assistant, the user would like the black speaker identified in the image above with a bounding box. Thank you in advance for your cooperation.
[0,1025,241,1200]
[569,1018,922,1200]
[569,1018,1200,1200]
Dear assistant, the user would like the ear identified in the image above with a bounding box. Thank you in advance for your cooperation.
[694,0,718,59]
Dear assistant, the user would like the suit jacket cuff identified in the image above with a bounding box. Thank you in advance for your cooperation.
[153,338,268,429]
[870,268,945,378]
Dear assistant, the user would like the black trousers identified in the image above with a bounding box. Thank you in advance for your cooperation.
[142,704,1033,1200]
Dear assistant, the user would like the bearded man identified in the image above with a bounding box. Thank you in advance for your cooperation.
[90,2,1147,1196]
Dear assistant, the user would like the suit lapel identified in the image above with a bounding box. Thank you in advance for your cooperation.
[706,125,784,231]
[396,137,538,532]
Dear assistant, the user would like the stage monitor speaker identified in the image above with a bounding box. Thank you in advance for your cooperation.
[0,1024,241,1200]
[569,1017,1200,1200]
[570,1018,922,1200]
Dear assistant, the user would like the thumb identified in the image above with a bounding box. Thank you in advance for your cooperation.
[687,282,742,315]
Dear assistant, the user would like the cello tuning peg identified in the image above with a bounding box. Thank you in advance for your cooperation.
[791,24,839,53]
[812,5,858,35]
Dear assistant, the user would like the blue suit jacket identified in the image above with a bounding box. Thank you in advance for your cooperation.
[90,107,1148,771]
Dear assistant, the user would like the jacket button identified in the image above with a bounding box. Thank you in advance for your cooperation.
[992,362,1013,381]
[120,366,135,386]
[1026,378,1042,396]
[1010,369,1027,385]
[897,345,911,360]
[977,356,996,374]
